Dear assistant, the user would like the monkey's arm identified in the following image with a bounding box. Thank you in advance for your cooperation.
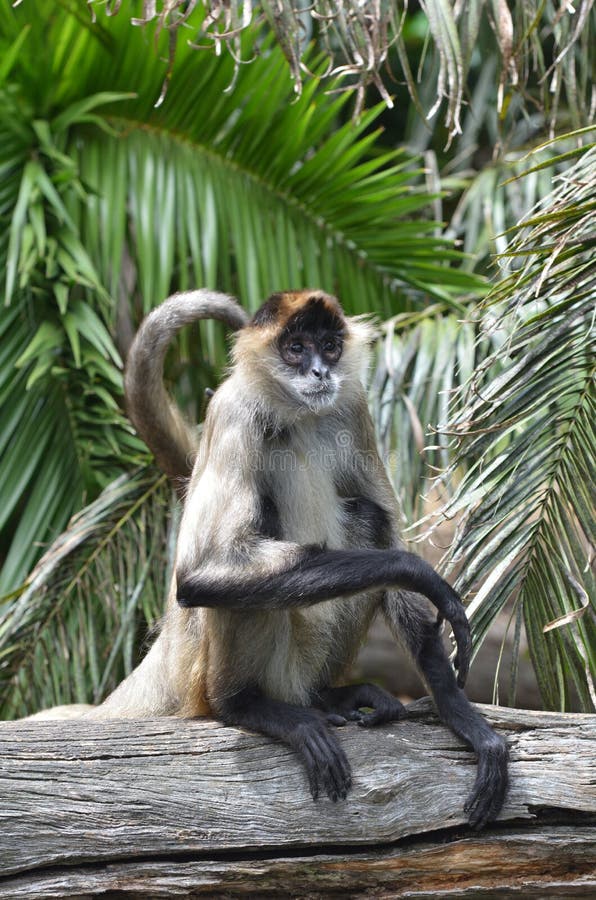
[177,546,470,684]
[333,394,508,829]
[177,547,471,668]
[175,399,471,685]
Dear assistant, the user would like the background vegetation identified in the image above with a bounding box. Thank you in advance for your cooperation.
[0,0,593,718]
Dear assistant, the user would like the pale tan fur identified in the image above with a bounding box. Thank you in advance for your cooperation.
[25,704,94,720]
[33,290,410,721]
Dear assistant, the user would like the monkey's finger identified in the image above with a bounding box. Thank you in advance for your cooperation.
[300,742,321,801]
[326,713,348,727]
[329,739,352,794]
[309,733,345,801]
[455,649,470,687]
[306,731,342,802]
[451,619,472,687]
[310,729,351,799]
[304,728,334,799]
[325,737,352,796]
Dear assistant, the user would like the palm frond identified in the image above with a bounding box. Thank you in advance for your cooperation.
[1,0,485,593]
[435,143,596,712]
[0,468,173,718]
[368,307,496,529]
[0,84,146,590]
[444,139,593,275]
[61,20,480,314]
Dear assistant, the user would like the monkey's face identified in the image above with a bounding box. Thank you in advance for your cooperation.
[278,327,343,410]
[271,295,345,411]
[235,291,368,416]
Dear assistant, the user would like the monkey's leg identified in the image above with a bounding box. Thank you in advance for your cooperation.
[384,600,508,829]
[219,686,352,802]
[313,684,407,727]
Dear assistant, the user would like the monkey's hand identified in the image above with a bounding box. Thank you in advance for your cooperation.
[286,710,352,802]
[464,731,509,829]
[408,561,471,688]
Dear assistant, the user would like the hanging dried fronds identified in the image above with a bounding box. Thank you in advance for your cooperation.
[84,0,595,138]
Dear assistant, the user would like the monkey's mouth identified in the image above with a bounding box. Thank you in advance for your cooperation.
[300,385,336,406]
[302,385,333,398]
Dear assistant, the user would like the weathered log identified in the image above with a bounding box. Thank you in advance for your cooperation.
[1,699,595,897]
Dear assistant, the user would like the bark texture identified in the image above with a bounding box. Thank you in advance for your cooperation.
[1,699,594,897]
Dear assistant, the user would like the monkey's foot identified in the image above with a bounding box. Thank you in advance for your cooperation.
[314,683,407,728]
[464,732,509,829]
[286,710,352,802]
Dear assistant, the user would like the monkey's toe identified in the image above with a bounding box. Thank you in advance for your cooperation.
[357,700,407,727]
[326,713,348,727]
[464,785,505,830]
[315,684,407,728]
[350,697,407,727]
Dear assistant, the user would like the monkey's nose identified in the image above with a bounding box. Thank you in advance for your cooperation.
[312,367,323,379]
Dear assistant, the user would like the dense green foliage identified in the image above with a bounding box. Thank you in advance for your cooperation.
[86,1,596,139]
[0,0,593,717]
[439,144,595,711]
[0,0,481,716]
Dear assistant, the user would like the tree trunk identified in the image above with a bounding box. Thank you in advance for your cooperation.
[1,699,594,897]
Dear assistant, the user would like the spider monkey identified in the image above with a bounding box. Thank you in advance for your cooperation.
[95,288,508,827]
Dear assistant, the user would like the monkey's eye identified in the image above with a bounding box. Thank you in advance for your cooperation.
[290,341,305,354]
[323,339,337,352]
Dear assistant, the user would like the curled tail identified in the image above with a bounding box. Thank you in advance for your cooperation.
[125,290,249,484]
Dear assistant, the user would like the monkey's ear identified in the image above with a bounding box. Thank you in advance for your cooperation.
[251,293,285,327]
[346,314,378,346]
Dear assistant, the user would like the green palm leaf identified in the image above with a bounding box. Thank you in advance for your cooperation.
[64,2,596,139]
[437,143,596,712]
[1,0,484,594]
[0,468,172,719]
[368,307,496,528]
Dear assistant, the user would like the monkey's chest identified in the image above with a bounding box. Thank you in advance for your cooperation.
[264,451,345,548]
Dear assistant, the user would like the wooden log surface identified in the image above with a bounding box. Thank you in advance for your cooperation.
[1,699,595,897]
